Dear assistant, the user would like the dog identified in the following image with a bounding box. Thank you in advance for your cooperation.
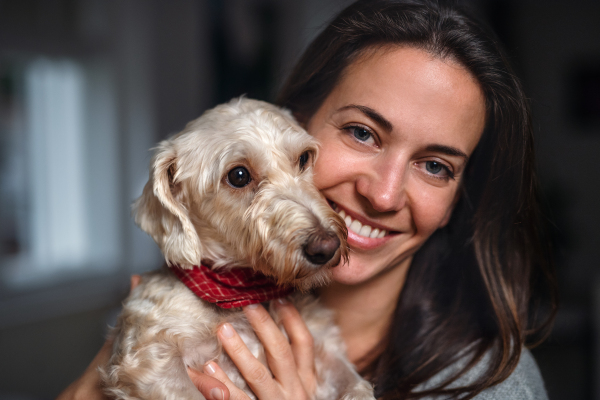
[100,98,375,400]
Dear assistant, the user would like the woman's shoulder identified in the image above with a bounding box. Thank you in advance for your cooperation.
[417,348,548,400]
[469,349,548,400]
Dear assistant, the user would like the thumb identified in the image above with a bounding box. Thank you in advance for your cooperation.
[187,366,230,400]
[130,275,142,291]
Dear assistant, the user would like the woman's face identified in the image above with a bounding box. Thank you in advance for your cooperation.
[306,46,486,286]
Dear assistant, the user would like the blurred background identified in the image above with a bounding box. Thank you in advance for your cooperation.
[0,0,598,399]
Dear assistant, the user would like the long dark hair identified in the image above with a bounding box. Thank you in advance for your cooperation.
[277,1,557,399]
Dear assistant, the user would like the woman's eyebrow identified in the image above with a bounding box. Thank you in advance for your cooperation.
[426,144,469,161]
[337,104,393,132]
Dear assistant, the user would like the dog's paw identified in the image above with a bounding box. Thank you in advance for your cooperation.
[340,380,376,400]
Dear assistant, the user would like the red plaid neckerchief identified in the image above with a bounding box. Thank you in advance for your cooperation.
[171,264,293,309]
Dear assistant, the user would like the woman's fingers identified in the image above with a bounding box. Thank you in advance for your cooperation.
[242,304,298,387]
[218,322,285,400]
[187,366,231,400]
[218,303,316,400]
[273,299,316,393]
[202,361,252,400]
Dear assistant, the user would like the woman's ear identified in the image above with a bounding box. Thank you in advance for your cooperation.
[133,142,202,269]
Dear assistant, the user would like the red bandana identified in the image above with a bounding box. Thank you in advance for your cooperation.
[172,264,294,309]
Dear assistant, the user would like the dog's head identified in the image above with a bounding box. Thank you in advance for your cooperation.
[134,98,347,290]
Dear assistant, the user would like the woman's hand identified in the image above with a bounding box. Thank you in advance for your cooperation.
[57,275,230,400]
[205,299,317,400]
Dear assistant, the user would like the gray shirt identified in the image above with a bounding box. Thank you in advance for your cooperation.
[417,349,548,399]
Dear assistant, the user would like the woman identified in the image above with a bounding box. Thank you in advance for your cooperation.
[59,1,556,399]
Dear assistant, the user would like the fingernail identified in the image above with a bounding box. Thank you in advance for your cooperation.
[204,361,217,375]
[220,323,234,338]
[277,297,288,305]
[245,303,258,310]
[210,387,224,400]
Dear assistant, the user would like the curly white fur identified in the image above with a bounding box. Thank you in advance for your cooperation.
[100,98,375,400]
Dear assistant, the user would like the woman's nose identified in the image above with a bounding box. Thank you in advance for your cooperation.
[356,160,407,213]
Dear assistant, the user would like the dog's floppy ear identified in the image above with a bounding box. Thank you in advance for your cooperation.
[133,143,202,269]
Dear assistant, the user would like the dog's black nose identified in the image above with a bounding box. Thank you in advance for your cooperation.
[303,231,340,265]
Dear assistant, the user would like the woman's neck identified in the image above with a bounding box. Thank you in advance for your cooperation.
[318,257,411,368]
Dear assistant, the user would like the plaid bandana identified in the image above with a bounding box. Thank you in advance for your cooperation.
[172,264,293,309]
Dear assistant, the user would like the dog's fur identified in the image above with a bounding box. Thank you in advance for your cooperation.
[101,98,375,400]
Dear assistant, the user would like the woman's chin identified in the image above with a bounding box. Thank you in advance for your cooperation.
[330,258,378,286]
[329,244,416,287]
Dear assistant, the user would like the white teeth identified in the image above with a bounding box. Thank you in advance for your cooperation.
[359,225,372,237]
[349,219,362,234]
[336,209,354,229]
[333,205,388,239]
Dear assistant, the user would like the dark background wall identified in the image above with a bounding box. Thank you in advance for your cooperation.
[0,1,598,399]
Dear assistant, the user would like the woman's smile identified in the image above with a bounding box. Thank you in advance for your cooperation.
[329,201,397,250]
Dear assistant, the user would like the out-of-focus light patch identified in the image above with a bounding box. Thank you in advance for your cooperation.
[25,59,89,272]
[0,57,122,287]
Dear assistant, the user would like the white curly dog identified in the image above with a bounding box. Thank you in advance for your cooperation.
[101,98,375,400]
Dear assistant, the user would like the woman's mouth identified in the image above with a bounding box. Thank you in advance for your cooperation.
[330,202,397,249]
[338,208,387,238]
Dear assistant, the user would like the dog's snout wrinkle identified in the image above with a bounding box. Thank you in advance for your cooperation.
[303,229,341,265]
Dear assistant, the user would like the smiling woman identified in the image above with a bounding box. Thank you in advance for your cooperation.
[274,1,557,398]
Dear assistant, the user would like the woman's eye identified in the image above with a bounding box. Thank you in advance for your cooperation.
[344,125,376,145]
[227,166,252,188]
[351,126,372,141]
[426,161,444,174]
[423,161,454,180]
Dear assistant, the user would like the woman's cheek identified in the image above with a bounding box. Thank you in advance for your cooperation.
[410,184,457,235]
[313,142,356,190]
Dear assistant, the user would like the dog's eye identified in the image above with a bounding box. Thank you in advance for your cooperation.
[227,166,252,188]
[299,151,311,171]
